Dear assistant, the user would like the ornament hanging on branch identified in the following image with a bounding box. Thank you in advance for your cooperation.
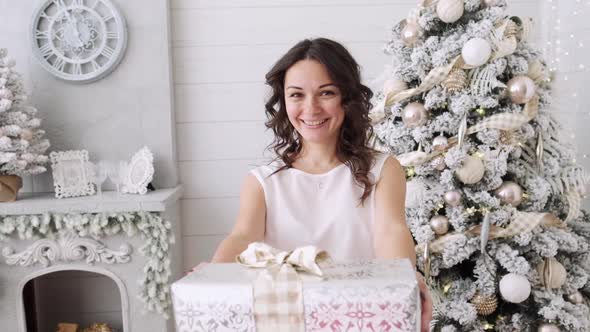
[430,215,450,235]
[537,323,561,332]
[401,102,428,128]
[499,273,531,303]
[566,291,584,305]
[507,75,536,104]
[401,21,422,47]
[470,292,498,316]
[462,38,492,67]
[433,135,449,151]
[456,155,485,184]
[436,0,464,24]
[494,181,524,207]
[443,68,468,93]
[537,257,567,289]
[444,190,462,206]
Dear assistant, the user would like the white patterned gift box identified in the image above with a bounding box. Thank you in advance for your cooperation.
[172,259,420,332]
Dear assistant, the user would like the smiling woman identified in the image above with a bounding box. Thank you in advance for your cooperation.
[208,38,432,332]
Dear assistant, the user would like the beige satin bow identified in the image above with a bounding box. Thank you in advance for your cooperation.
[236,242,330,332]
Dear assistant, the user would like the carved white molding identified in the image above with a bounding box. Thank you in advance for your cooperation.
[2,230,132,267]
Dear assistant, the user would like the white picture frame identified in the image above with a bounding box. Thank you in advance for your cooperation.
[50,150,95,199]
[121,146,154,195]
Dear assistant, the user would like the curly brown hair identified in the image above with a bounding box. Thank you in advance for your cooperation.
[264,38,377,205]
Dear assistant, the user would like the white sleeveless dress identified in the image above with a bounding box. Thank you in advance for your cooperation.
[250,153,390,260]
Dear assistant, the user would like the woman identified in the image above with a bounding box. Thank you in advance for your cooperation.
[209,38,432,331]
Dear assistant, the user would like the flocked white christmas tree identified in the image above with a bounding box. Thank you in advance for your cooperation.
[370,0,590,330]
[0,48,50,176]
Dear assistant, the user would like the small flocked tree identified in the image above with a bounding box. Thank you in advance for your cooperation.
[369,0,590,330]
[0,49,50,178]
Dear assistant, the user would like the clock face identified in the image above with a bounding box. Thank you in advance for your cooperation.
[31,0,128,83]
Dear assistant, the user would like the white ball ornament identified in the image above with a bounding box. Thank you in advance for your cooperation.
[437,0,464,24]
[507,76,536,104]
[499,273,531,303]
[537,324,561,332]
[401,102,428,128]
[455,155,485,184]
[432,135,449,151]
[462,38,492,67]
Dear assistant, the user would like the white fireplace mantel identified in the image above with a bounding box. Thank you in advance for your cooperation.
[0,185,184,332]
[0,186,183,215]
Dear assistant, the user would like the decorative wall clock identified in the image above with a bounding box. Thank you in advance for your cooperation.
[30,0,128,83]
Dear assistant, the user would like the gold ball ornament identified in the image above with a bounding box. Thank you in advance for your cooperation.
[566,291,584,305]
[462,38,492,67]
[383,79,408,97]
[507,75,536,104]
[470,292,498,316]
[401,102,428,128]
[537,257,567,289]
[401,22,422,47]
[455,155,485,184]
[443,68,468,93]
[430,215,450,235]
[436,0,464,24]
[537,323,561,332]
[494,181,524,207]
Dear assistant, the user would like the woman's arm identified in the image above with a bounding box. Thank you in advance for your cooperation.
[373,156,416,266]
[210,173,266,263]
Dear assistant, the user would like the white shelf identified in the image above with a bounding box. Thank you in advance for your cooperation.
[0,185,183,215]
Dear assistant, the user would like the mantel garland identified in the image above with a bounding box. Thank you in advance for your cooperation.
[0,211,174,319]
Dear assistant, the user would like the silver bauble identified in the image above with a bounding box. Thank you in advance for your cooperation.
[401,23,421,47]
[494,181,524,207]
[507,76,536,104]
[432,135,449,151]
[537,323,561,332]
[499,273,531,303]
[401,102,428,128]
[430,215,450,235]
[443,190,462,207]
[566,291,584,305]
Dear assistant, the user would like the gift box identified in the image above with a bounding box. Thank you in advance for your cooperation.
[172,255,420,332]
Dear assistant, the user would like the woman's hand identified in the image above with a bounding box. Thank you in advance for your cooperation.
[416,272,433,332]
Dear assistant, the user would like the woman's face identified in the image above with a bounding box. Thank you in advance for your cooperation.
[284,59,345,146]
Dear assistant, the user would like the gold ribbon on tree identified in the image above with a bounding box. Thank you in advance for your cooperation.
[418,212,564,254]
[236,242,330,332]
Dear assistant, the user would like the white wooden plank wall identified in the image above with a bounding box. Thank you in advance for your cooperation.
[171,0,542,271]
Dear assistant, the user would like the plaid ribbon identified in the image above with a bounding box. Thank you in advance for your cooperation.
[237,243,329,331]
[565,190,582,223]
[421,212,563,254]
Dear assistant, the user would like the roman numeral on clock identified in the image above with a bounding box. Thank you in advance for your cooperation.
[101,46,114,58]
[53,0,66,8]
[90,60,101,71]
[52,57,66,72]
[106,31,118,39]
[39,43,53,58]
[72,63,82,75]
[35,30,49,39]
[73,0,84,6]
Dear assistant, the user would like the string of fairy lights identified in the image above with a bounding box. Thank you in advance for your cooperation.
[539,0,590,182]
